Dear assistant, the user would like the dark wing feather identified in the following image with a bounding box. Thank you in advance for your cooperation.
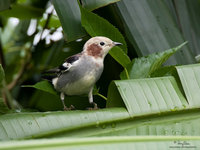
[42,68,60,74]
[42,53,81,80]
[65,53,80,64]
[42,75,57,82]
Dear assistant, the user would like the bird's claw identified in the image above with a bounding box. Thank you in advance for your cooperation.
[63,105,75,111]
[86,102,98,110]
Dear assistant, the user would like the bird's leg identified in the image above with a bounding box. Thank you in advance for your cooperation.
[60,92,75,111]
[88,87,98,110]
[60,92,68,110]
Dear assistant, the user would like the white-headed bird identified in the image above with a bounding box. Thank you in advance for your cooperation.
[43,36,122,110]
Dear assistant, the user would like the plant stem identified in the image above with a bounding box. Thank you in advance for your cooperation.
[2,80,15,109]
[96,93,107,101]
[124,67,130,79]
[0,40,5,68]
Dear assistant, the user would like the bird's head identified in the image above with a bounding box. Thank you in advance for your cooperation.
[83,36,122,59]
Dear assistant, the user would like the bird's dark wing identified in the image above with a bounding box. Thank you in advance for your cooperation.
[65,54,80,64]
[42,53,81,78]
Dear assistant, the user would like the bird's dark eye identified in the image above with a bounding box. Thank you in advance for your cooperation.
[100,42,105,46]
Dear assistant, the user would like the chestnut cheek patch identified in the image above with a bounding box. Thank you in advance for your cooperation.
[86,43,103,58]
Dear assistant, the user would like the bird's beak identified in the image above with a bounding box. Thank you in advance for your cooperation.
[113,42,123,46]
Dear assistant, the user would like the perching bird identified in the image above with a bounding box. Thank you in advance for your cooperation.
[43,36,122,110]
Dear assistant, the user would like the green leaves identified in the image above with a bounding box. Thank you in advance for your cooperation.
[22,81,58,96]
[172,0,200,57]
[120,42,187,79]
[108,63,200,117]
[109,47,131,68]
[116,0,195,65]
[107,77,188,116]
[176,64,200,107]
[52,0,86,42]
[82,0,120,11]
[0,108,129,140]
[0,4,43,19]
[1,106,200,141]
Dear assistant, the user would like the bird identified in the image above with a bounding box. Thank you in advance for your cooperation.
[43,36,122,110]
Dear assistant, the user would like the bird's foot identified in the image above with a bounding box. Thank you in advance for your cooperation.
[86,102,99,110]
[63,105,75,111]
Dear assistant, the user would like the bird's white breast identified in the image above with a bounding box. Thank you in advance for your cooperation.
[53,55,104,96]
[63,70,97,95]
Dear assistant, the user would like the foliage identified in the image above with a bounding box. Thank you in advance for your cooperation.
[22,80,58,95]
[0,4,43,19]
[82,0,120,11]
[176,64,200,107]
[120,42,187,79]
[0,0,200,148]
[116,0,195,65]
[52,0,86,41]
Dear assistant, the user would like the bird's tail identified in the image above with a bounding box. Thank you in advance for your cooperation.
[41,75,57,82]
[42,68,60,74]
[42,67,60,82]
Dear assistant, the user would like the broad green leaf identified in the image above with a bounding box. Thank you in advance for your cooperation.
[0,0,10,11]
[0,136,200,150]
[176,64,200,108]
[52,0,86,42]
[70,110,200,137]
[109,47,131,68]
[116,0,195,65]
[163,0,177,23]
[172,0,200,57]
[22,81,58,96]
[150,66,176,78]
[0,108,129,140]
[150,66,184,95]
[82,0,120,11]
[0,4,43,19]
[120,42,187,79]
[0,64,5,86]
[107,77,188,116]
[79,3,130,67]
[1,107,200,141]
